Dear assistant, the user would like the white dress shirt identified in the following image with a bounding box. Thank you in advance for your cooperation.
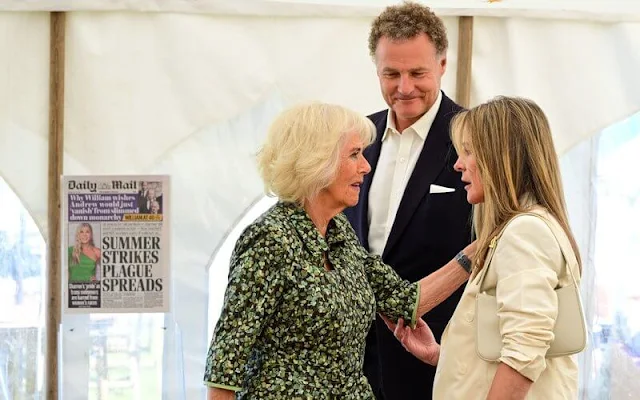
[367,91,443,256]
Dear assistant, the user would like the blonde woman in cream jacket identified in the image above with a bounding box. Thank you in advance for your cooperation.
[385,96,583,399]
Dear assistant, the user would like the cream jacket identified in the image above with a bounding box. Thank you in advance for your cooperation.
[433,209,580,399]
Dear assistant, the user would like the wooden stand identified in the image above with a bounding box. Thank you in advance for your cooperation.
[456,16,474,109]
[45,11,66,400]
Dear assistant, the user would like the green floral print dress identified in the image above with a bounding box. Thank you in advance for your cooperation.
[204,201,419,399]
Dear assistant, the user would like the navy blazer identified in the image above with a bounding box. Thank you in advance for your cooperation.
[344,93,473,400]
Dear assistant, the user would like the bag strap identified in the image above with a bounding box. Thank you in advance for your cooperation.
[477,210,580,292]
[474,217,515,289]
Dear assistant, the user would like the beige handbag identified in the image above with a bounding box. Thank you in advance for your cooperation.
[475,211,587,362]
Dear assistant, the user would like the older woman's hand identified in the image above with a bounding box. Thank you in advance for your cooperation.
[381,315,440,366]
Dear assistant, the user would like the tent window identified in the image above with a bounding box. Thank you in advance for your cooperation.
[587,112,640,398]
[0,176,46,399]
[207,196,277,338]
[86,313,164,399]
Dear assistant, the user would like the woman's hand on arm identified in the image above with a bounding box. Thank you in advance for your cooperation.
[208,387,236,400]
[359,227,476,327]
[381,315,440,366]
[416,240,476,317]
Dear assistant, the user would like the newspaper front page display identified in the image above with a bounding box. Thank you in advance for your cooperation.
[62,176,170,314]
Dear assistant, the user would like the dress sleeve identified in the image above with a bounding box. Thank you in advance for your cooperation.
[203,222,288,390]
[493,215,563,382]
[365,253,419,327]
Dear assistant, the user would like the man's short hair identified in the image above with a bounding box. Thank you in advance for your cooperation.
[368,1,448,58]
[257,103,375,204]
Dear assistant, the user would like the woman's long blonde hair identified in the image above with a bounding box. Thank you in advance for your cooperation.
[72,223,95,265]
[451,96,582,272]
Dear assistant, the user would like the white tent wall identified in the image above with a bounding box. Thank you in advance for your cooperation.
[471,16,640,153]
[1,3,640,399]
[0,13,50,236]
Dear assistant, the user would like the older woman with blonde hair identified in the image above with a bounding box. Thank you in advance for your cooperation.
[385,96,584,399]
[203,102,476,399]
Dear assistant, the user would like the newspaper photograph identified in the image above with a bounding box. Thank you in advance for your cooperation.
[62,176,170,314]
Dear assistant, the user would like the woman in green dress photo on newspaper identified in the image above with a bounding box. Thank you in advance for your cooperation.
[68,222,101,283]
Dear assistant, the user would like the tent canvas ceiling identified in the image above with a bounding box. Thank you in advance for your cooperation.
[2,0,640,21]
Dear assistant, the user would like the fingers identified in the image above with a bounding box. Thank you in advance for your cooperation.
[400,334,413,349]
[393,318,406,338]
[394,319,412,344]
[382,317,424,352]
[393,321,403,340]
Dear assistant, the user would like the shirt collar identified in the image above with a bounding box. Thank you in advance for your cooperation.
[383,90,443,142]
[280,202,348,259]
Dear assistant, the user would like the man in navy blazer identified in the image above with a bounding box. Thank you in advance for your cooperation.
[344,3,473,399]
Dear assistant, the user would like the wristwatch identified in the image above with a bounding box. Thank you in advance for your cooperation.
[455,251,472,274]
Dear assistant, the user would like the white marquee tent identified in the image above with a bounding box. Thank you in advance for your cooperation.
[1,0,640,399]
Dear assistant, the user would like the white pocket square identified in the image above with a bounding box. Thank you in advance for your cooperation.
[429,184,455,194]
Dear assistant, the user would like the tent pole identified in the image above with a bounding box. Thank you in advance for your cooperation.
[456,16,474,109]
[46,11,66,400]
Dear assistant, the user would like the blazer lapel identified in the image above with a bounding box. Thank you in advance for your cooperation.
[382,95,456,259]
[357,112,387,251]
